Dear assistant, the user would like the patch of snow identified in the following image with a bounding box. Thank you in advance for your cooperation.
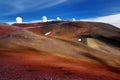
[78,38,81,41]
[45,32,51,36]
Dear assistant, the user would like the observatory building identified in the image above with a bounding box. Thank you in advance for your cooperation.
[42,16,47,22]
[72,18,76,21]
[57,17,62,21]
[16,17,23,23]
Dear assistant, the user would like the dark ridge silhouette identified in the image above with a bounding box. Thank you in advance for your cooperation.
[94,35,120,47]
[80,52,107,64]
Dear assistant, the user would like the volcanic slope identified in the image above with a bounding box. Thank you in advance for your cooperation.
[0,22,120,80]
[0,29,120,63]
[13,21,120,57]
[13,21,120,40]
[0,23,19,36]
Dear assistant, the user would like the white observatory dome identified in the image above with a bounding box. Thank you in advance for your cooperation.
[16,17,22,23]
[72,18,76,21]
[42,16,47,22]
[57,17,62,21]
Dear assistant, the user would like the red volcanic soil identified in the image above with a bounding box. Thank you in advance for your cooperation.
[12,21,62,28]
[12,22,43,28]
[0,49,120,80]
[0,24,21,38]
[0,26,14,35]
[12,21,63,35]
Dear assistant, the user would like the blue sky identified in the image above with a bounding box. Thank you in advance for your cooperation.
[0,0,120,27]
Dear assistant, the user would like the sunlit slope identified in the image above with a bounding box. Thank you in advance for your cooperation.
[0,30,120,68]
[0,49,120,80]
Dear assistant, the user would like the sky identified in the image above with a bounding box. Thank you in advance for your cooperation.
[0,0,120,27]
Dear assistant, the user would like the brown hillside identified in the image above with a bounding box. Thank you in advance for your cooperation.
[0,21,119,80]
[12,21,120,57]
[0,23,18,36]
[13,21,120,41]
[13,21,120,49]
[0,30,120,67]
[0,49,120,80]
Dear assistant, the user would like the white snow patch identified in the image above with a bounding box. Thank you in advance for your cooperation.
[45,32,51,36]
[78,38,81,41]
